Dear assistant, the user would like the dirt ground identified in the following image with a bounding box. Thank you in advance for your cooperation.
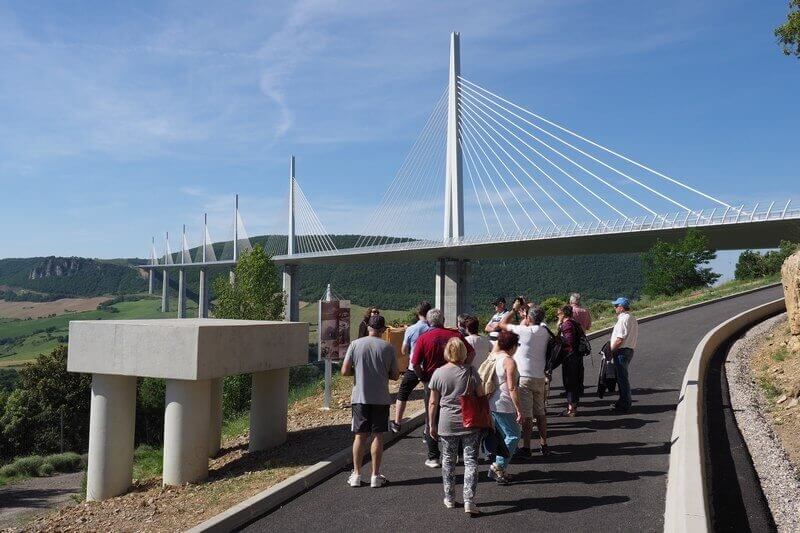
[752,320,800,468]
[0,297,111,319]
[11,375,425,532]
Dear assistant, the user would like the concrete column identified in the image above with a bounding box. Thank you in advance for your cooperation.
[282,264,299,322]
[434,259,446,311]
[249,369,289,452]
[229,269,236,287]
[208,378,223,457]
[163,379,210,485]
[177,269,186,318]
[437,259,471,327]
[148,270,154,295]
[86,374,136,501]
[161,269,170,313]
[198,268,209,318]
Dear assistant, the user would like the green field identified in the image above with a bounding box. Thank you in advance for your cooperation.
[0,296,198,367]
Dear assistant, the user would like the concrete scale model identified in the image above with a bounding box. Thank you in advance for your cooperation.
[67,318,308,501]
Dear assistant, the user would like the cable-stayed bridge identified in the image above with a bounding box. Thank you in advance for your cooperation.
[141,33,800,324]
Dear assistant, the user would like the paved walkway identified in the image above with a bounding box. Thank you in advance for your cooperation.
[243,286,782,533]
[0,471,82,530]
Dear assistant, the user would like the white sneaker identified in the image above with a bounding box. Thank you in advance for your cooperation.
[443,498,455,509]
[424,458,441,468]
[348,472,361,487]
[370,474,387,488]
[464,501,480,515]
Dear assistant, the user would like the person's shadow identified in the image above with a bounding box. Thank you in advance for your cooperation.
[478,494,629,516]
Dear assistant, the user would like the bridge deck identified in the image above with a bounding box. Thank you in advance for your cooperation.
[241,285,782,532]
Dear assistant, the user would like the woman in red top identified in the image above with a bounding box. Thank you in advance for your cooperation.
[557,305,584,417]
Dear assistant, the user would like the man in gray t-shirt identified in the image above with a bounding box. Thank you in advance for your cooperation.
[342,315,399,488]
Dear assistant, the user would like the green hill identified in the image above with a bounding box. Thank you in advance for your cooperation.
[0,236,644,310]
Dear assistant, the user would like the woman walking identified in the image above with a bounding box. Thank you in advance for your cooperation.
[488,330,523,484]
[557,305,584,417]
[428,337,483,515]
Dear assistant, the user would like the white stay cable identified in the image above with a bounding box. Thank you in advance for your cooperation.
[461,125,516,233]
[460,83,658,221]
[296,184,337,252]
[459,136,491,235]
[461,134,505,234]
[460,98,577,225]
[460,92,603,224]
[459,76,737,213]
[460,121,526,233]
[377,105,447,247]
[365,98,446,248]
[361,92,446,248]
[356,88,447,248]
[461,111,548,228]
[461,89,627,223]
[460,80,696,217]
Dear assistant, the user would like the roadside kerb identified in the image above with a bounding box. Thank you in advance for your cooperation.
[663,297,786,533]
[188,410,426,533]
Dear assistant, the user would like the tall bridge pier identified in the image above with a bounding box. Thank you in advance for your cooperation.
[283,156,300,322]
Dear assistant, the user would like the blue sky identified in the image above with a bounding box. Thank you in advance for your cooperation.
[0,0,798,276]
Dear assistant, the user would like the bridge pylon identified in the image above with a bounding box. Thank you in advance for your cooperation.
[438,32,471,326]
[283,155,300,322]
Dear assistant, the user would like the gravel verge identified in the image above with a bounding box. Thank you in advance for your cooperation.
[725,313,800,533]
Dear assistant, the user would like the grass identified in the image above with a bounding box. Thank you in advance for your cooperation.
[758,375,782,401]
[133,445,163,481]
[771,346,790,363]
[590,275,781,331]
[0,451,85,487]
[0,296,198,367]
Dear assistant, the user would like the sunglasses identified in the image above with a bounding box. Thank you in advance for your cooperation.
[370,310,380,314]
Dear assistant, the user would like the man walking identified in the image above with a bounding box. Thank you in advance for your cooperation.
[497,306,550,456]
[609,297,638,413]
[412,308,475,468]
[391,301,432,434]
[570,293,592,332]
[342,314,400,488]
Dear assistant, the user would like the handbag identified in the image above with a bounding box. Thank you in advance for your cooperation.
[460,368,492,429]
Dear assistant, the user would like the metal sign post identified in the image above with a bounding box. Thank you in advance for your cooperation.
[321,285,332,410]
[318,283,350,410]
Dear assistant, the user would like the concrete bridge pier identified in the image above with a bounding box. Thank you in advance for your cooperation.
[283,264,299,322]
[198,267,209,318]
[435,258,471,327]
[177,269,186,318]
[161,269,170,312]
[148,270,154,295]
[163,378,210,485]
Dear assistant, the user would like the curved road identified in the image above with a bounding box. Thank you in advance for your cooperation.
[243,285,783,533]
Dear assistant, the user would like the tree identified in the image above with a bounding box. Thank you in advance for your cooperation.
[211,245,285,415]
[0,346,91,458]
[776,0,800,57]
[642,229,720,297]
[212,245,285,321]
[735,241,799,280]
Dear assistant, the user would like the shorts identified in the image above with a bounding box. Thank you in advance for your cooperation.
[351,403,390,434]
[397,369,421,402]
[518,376,547,418]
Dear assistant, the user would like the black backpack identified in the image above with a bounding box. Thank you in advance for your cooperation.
[543,325,564,375]
[571,319,592,358]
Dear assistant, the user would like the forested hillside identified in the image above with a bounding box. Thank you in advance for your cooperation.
[0,236,643,309]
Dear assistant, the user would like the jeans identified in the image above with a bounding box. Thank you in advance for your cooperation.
[614,348,634,409]
[440,432,481,504]
[491,411,520,470]
[423,383,440,460]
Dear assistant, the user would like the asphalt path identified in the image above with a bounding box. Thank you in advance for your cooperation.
[243,286,783,533]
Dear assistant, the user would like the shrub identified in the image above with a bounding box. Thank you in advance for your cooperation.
[14,455,45,476]
[540,297,566,324]
[37,463,55,477]
[0,464,18,477]
[223,374,252,418]
[45,452,82,473]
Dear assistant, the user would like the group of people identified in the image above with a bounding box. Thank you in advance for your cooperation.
[341,293,638,515]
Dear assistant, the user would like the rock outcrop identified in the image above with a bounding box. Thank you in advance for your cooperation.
[782,250,800,340]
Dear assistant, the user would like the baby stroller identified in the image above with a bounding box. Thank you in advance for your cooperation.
[597,341,617,398]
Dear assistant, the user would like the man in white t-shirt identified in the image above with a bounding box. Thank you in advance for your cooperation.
[484,297,508,342]
[609,297,638,413]
[497,306,550,456]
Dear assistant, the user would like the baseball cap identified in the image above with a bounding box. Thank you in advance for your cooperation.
[611,297,630,308]
[492,297,506,306]
[368,315,386,330]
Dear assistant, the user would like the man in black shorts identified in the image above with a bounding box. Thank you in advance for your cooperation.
[342,314,400,488]
[391,301,432,433]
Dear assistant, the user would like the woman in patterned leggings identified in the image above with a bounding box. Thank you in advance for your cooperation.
[428,337,483,515]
